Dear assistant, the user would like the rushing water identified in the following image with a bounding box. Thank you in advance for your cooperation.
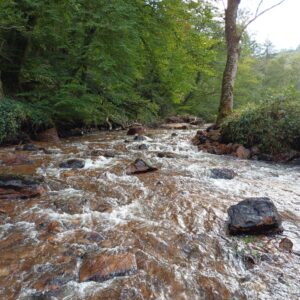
[0,128,300,300]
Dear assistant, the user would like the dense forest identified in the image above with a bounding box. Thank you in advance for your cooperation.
[0,0,299,148]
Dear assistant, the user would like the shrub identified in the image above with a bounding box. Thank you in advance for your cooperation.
[0,98,52,144]
[221,99,300,154]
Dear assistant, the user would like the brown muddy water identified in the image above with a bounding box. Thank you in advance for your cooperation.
[0,129,299,300]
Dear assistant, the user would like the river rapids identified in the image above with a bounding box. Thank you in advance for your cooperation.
[0,128,299,300]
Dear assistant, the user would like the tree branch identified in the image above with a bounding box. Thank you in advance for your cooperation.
[241,0,286,33]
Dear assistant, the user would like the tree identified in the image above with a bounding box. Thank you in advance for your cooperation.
[217,0,286,124]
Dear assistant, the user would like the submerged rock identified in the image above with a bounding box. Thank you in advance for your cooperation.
[59,159,85,169]
[228,197,282,235]
[210,168,237,180]
[79,253,137,282]
[126,159,158,175]
[0,174,47,200]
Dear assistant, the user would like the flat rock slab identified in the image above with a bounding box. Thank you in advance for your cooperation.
[126,159,158,175]
[59,159,85,169]
[210,168,237,180]
[80,253,137,282]
[228,197,282,235]
[0,174,47,200]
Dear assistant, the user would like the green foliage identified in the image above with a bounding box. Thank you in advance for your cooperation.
[0,98,52,143]
[0,0,219,130]
[221,97,300,154]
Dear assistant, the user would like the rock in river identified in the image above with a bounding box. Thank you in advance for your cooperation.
[227,197,282,235]
[80,253,137,282]
[210,168,237,180]
[22,143,39,151]
[133,135,147,141]
[127,126,145,136]
[126,159,158,175]
[157,152,178,159]
[59,159,85,169]
[0,174,47,200]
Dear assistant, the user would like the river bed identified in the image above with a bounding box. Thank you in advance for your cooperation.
[0,128,299,300]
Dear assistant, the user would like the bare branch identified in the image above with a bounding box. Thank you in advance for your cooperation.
[255,0,264,17]
[241,0,286,33]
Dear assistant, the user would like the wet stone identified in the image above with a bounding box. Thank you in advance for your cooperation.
[133,135,147,141]
[138,144,148,150]
[90,149,115,158]
[157,152,178,159]
[126,159,158,175]
[236,145,251,159]
[210,168,237,180]
[228,197,282,235]
[279,238,293,252]
[127,126,145,136]
[0,174,47,200]
[22,143,39,151]
[59,159,85,169]
[79,253,137,282]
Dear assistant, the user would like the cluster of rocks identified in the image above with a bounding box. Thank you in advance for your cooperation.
[192,125,300,163]
[192,126,260,160]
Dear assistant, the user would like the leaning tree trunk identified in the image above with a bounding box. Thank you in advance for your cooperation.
[216,0,241,124]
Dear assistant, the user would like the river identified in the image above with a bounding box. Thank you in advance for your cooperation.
[0,128,299,300]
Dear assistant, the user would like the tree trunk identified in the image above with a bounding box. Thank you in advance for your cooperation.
[0,71,4,100]
[216,0,241,124]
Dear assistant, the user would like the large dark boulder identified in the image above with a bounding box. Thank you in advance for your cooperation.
[59,159,85,169]
[228,197,282,235]
[210,168,237,180]
[0,174,47,200]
